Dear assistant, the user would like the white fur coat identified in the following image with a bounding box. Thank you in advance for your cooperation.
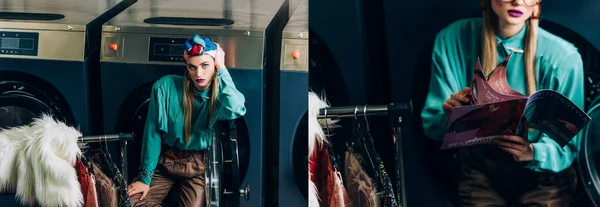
[0,114,84,207]
[308,91,339,207]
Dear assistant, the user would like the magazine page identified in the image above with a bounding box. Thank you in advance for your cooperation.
[441,98,528,149]
[471,58,524,104]
[486,54,527,97]
[519,89,591,147]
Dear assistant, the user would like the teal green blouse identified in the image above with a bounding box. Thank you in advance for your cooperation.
[421,18,585,173]
[139,67,246,185]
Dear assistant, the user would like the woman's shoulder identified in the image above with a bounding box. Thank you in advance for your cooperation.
[536,27,581,62]
[434,18,482,42]
[152,75,183,90]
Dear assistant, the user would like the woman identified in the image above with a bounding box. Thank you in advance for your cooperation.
[127,34,246,206]
[421,0,584,206]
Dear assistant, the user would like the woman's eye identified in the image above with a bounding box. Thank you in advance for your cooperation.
[202,64,209,68]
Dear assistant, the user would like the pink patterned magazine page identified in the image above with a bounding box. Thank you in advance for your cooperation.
[471,58,524,104]
[441,99,527,149]
[486,54,526,97]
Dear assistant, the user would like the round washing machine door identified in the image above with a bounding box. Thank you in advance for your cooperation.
[579,98,600,207]
[0,71,74,129]
[0,71,74,201]
[207,119,251,207]
[116,83,154,182]
[292,112,308,199]
[579,70,600,207]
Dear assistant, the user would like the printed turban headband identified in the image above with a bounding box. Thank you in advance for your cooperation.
[183,34,217,61]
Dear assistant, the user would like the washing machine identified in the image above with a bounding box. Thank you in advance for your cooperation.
[276,0,308,205]
[579,74,600,207]
[99,0,287,206]
[0,0,133,206]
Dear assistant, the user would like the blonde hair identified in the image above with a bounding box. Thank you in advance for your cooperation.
[182,62,220,143]
[481,0,540,95]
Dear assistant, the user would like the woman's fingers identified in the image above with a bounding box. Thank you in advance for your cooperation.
[141,190,149,201]
[460,87,472,95]
[128,188,139,196]
[500,135,527,145]
[497,145,522,157]
[442,103,453,112]
[446,98,462,107]
[495,139,526,151]
[451,92,470,103]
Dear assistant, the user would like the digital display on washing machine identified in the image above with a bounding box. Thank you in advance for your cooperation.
[149,37,188,62]
[0,31,38,56]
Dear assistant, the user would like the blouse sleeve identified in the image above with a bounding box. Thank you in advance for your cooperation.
[138,81,168,185]
[421,29,468,141]
[525,53,585,173]
[210,66,247,126]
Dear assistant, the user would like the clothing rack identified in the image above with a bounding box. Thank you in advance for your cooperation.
[318,103,411,207]
[79,133,134,183]
[79,133,134,143]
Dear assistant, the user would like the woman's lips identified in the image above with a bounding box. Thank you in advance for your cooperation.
[197,78,206,83]
[508,9,523,18]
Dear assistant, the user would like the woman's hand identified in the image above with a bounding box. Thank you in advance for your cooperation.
[128,181,150,201]
[214,42,226,68]
[494,121,534,162]
[442,87,472,117]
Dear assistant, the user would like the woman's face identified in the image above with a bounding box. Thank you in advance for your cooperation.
[491,0,539,26]
[186,54,216,91]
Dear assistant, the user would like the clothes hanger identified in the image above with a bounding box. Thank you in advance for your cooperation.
[360,105,379,177]
[351,106,364,145]
[324,107,344,173]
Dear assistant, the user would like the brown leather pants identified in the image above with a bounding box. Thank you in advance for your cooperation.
[458,145,577,207]
[130,150,206,207]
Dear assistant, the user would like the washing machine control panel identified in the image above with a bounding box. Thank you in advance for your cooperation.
[148,37,187,62]
[0,31,38,56]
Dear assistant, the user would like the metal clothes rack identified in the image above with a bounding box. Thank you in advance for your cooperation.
[79,133,134,183]
[318,103,411,207]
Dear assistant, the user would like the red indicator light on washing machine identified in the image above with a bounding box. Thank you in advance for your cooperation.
[109,43,118,51]
[291,51,299,59]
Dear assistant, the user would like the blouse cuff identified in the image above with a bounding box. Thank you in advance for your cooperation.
[139,170,154,185]
[524,142,548,172]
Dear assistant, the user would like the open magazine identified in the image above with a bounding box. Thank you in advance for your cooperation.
[440,54,592,150]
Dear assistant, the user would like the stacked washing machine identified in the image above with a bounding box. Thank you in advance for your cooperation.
[98,0,287,206]
[0,0,133,206]
[277,0,309,206]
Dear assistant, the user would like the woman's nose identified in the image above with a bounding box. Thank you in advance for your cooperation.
[510,0,525,6]
[189,70,201,77]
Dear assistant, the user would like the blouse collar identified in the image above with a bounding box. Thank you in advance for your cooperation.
[495,24,527,54]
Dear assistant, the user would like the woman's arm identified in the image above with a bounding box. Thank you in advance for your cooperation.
[138,81,168,185]
[421,30,467,141]
[525,53,585,173]
[211,66,247,126]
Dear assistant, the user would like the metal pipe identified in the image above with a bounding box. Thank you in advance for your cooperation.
[79,133,134,143]
[317,103,409,119]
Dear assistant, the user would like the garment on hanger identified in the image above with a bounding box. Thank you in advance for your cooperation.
[310,143,353,207]
[76,158,100,207]
[92,161,118,207]
[88,174,99,207]
[344,151,380,207]
[89,149,132,207]
[76,159,90,205]
[350,117,397,207]
[364,132,397,207]
[0,114,83,207]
